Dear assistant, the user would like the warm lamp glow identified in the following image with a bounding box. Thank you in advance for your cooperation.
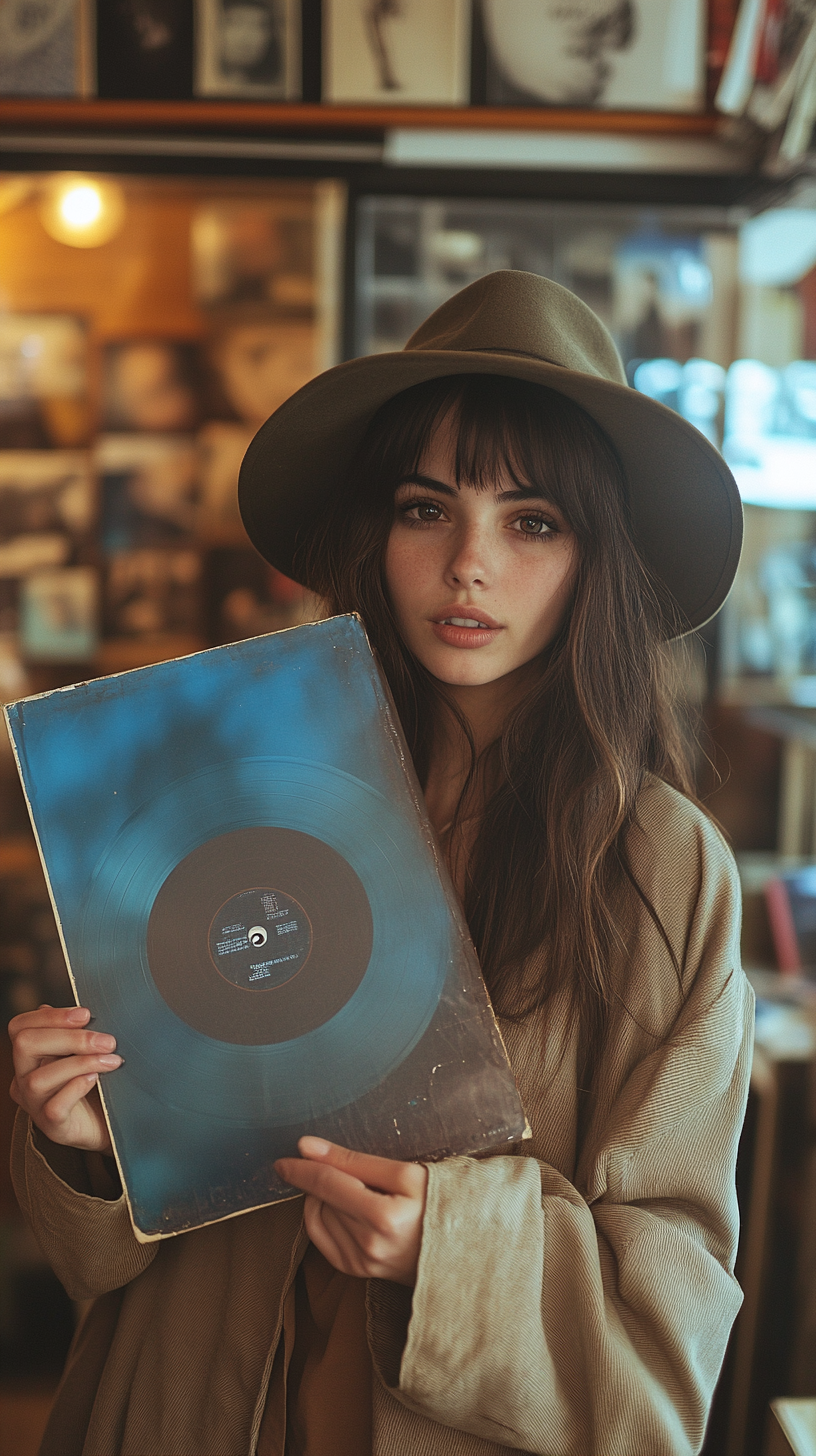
[39,175,125,248]
[59,184,103,230]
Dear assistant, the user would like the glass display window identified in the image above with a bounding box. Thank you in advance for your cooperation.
[354,194,740,372]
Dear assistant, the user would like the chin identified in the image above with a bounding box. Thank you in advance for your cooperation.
[424,656,514,689]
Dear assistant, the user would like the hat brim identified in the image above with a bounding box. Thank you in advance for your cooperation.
[238,348,742,635]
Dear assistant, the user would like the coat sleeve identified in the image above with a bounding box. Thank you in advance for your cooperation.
[10,1109,158,1301]
[367,813,754,1456]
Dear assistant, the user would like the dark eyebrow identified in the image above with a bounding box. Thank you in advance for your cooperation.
[496,486,550,503]
[396,473,550,505]
[395,473,458,497]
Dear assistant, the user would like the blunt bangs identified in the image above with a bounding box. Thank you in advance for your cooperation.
[361,374,631,542]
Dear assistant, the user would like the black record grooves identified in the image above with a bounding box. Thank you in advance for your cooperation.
[146,826,373,1045]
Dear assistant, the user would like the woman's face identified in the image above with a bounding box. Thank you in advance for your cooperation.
[384,416,578,689]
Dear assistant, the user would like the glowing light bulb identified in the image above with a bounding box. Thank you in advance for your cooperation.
[59,184,103,231]
[39,175,125,249]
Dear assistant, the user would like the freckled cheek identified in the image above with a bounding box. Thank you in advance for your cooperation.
[383,536,436,616]
[510,561,575,648]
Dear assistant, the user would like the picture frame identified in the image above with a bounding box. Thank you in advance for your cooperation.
[323,0,471,105]
[104,548,202,637]
[96,435,199,552]
[195,0,301,99]
[96,0,193,100]
[191,182,345,374]
[0,314,90,449]
[0,451,95,543]
[19,566,98,662]
[0,0,95,98]
[101,340,204,435]
[481,0,706,113]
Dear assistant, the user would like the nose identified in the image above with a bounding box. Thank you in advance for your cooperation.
[444,521,491,590]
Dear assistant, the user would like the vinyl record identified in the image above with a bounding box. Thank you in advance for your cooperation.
[78,758,453,1127]
[146,825,374,1043]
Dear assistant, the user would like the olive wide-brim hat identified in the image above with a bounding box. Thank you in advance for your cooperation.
[238,269,742,634]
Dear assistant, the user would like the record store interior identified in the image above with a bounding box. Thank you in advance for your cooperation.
[6,3,816,1454]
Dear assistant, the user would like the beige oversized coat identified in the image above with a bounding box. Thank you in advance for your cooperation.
[12,780,754,1456]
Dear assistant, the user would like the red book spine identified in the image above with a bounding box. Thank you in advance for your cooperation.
[709,0,741,71]
[755,0,786,85]
[765,876,803,974]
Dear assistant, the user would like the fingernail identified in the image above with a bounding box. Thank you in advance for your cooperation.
[300,1136,330,1156]
[91,1033,116,1051]
[85,1073,98,1085]
[67,1007,89,1024]
[98,1055,121,1068]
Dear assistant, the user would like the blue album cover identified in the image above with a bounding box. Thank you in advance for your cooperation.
[5,616,526,1239]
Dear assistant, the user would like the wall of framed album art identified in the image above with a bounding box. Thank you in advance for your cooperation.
[0,174,344,682]
[0,0,731,114]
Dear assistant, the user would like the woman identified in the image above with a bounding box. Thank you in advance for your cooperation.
[9,271,752,1456]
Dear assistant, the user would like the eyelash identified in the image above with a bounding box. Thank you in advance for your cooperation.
[396,498,559,542]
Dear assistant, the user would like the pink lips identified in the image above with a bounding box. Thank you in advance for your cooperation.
[430,606,503,650]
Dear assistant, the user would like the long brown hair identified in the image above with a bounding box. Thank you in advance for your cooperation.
[300,374,698,1059]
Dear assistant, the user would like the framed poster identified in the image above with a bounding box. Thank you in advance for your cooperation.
[195,0,301,98]
[208,320,319,425]
[20,566,98,662]
[96,436,199,552]
[0,0,94,97]
[96,0,193,100]
[323,0,471,105]
[191,182,345,374]
[0,314,90,449]
[101,341,204,434]
[104,547,202,636]
[481,0,706,112]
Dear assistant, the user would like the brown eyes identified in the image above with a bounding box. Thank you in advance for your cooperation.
[396,499,556,540]
[517,515,551,536]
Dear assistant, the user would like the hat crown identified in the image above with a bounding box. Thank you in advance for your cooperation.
[405,269,627,386]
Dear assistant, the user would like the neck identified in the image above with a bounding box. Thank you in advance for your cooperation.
[423,660,539,836]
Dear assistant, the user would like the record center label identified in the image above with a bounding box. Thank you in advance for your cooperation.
[146,824,373,1043]
[209,888,312,990]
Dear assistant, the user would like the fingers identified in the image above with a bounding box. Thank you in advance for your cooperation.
[9,1008,116,1082]
[303,1195,368,1276]
[8,1004,120,1154]
[276,1155,382,1228]
[31,1072,103,1138]
[9,1004,90,1037]
[303,1194,386,1279]
[295,1137,426,1198]
[11,1027,117,1082]
[17,1051,122,1108]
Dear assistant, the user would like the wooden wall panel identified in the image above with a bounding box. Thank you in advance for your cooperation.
[0,189,205,339]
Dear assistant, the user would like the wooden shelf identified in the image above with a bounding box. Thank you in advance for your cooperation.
[0,98,721,138]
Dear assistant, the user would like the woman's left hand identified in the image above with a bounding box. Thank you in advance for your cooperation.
[275,1138,428,1287]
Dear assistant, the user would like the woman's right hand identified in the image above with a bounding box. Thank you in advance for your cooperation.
[8,1005,121,1155]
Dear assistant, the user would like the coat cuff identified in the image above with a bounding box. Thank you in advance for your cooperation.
[11,1111,156,1300]
[368,1153,545,1430]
